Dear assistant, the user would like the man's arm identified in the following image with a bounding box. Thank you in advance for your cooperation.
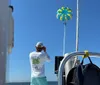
[42,46,50,62]
[44,52,50,62]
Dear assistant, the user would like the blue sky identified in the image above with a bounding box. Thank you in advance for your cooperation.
[6,0,100,82]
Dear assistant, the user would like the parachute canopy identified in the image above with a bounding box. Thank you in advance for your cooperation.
[56,7,72,21]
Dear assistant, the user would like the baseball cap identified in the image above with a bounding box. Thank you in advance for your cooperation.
[35,42,44,48]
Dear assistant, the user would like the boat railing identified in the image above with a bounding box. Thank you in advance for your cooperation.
[58,51,100,85]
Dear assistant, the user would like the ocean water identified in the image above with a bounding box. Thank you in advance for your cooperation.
[6,81,58,85]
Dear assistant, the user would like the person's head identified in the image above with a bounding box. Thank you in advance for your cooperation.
[35,42,44,52]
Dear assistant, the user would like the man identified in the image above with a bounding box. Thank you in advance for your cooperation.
[29,42,50,85]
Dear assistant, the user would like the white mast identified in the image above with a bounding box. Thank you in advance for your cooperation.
[69,0,80,68]
[64,0,80,81]
[74,0,80,65]
[76,0,79,53]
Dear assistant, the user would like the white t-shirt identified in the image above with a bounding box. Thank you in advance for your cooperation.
[29,51,50,78]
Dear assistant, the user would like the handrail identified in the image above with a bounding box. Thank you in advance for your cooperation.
[58,51,100,85]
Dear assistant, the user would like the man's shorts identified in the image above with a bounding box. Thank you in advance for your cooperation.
[30,77,48,85]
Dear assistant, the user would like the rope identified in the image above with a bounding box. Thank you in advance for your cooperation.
[63,22,66,56]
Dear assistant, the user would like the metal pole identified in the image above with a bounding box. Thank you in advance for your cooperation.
[73,0,79,66]
[76,0,79,52]
[63,22,66,56]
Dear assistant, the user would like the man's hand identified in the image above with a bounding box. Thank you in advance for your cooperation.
[42,46,46,52]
